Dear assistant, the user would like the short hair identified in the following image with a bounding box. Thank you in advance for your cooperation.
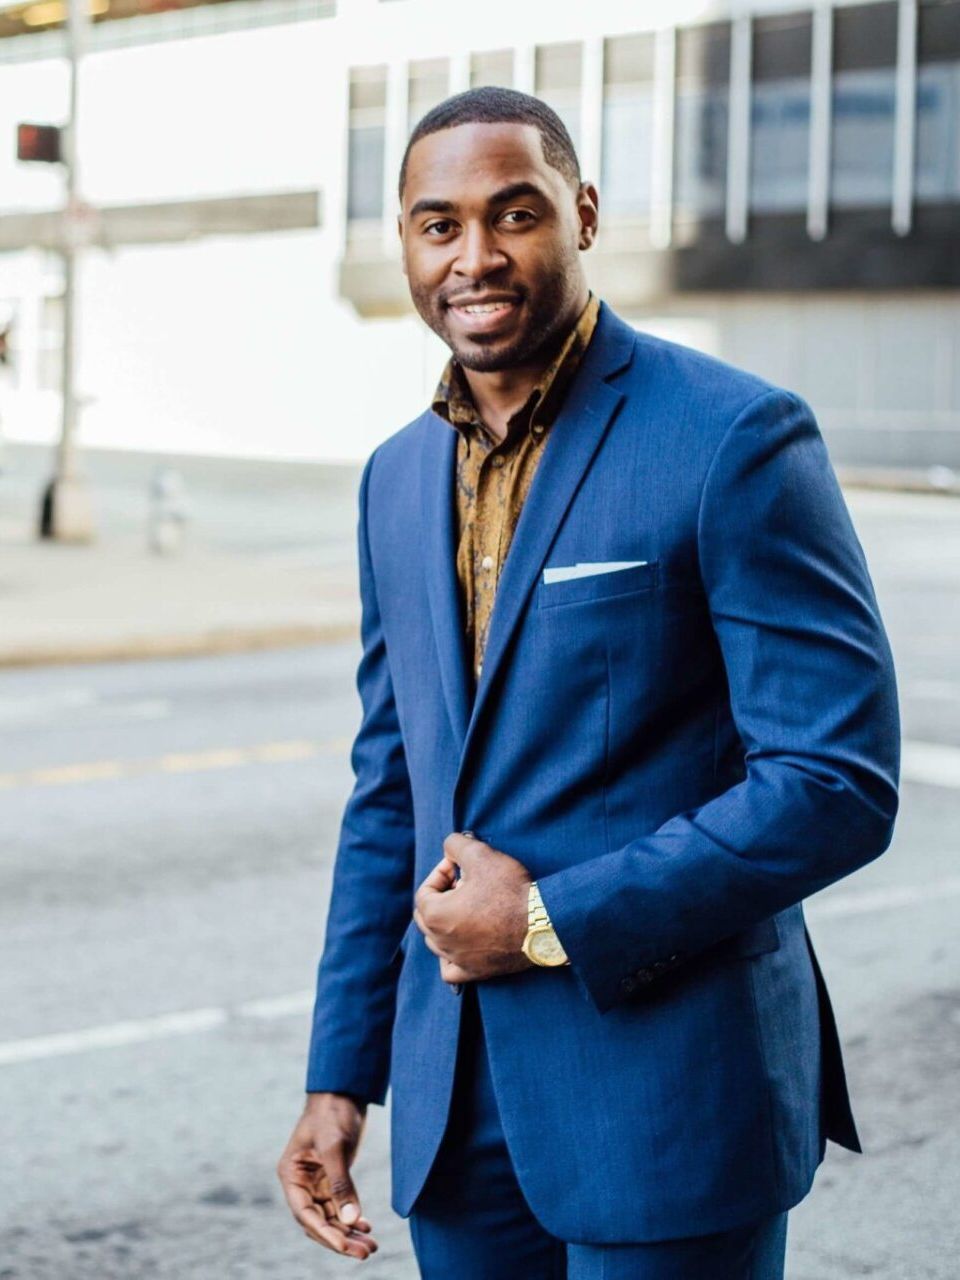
[398,86,581,204]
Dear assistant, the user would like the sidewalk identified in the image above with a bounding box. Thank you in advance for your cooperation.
[0,536,361,667]
[1,445,956,670]
[0,444,363,668]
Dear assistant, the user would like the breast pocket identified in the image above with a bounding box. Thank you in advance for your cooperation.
[537,559,659,609]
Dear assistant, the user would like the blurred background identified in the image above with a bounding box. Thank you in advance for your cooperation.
[1,0,958,1276]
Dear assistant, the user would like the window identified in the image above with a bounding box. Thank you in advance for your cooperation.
[347,65,386,222]
[601,33,655,219]
[408,57,449,134]
[830,2,898,209]
[674,21,731,221]
[470,48,513,90]
[916,0,960,203]
[535,42,582,157]
[750,11,812,213]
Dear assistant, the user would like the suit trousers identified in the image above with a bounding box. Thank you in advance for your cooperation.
[407,984,789,1280]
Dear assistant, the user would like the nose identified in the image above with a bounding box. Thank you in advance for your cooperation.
[453,221,508,281]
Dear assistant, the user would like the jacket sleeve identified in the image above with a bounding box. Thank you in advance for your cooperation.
[305,448,416,1101]
[537,388,900,1013]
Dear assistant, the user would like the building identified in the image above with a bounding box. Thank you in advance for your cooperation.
[1,0,958,466]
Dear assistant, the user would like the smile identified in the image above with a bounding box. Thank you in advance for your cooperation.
[447,296,521,334]
[455,301,515,315]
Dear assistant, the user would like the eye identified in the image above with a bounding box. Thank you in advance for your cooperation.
[500,209,536,226]
[424,219,456,236]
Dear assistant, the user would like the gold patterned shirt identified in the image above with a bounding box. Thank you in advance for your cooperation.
[431,293,601,689]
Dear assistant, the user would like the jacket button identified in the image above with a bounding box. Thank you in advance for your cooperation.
[620,976,637,995]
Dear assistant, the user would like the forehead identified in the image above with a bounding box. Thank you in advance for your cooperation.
[403,121,560,209]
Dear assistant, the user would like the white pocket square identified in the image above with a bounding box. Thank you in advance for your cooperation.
[542,560,648,585]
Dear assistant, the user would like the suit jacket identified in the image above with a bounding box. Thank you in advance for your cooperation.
[305,301,900,1244]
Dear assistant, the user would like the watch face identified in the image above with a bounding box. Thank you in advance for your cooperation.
[529,928,567,966]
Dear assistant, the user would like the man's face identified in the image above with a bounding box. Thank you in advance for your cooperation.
[398,122,598,372]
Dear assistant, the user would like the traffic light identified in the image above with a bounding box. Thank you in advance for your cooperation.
[17,123,62,164]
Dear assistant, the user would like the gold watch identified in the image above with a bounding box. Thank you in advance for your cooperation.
[521,881,569,967]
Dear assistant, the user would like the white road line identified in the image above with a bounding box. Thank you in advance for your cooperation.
[0,1007,228,1066]
[3,871,960,1069]
[901,740,960,790]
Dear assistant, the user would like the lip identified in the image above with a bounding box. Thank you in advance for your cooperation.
[446,294,522,336]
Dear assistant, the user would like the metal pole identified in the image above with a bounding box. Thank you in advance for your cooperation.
[892,0,918,236]
[41,0,95,540]
[726,13,753,244]
[807,0,833,241]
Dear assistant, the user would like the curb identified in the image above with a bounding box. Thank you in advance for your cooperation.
[837,466,960,497]
[0,620,360,670]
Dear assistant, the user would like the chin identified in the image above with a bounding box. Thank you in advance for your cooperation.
[450,332,537,373]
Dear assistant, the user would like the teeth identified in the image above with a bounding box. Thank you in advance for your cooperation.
[459,301,513,314]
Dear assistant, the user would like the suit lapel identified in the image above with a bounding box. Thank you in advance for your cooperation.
[420,414,471,750]
[456,304,637,786]
[418,303,638,778]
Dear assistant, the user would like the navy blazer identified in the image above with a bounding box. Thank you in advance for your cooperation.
[306,302,900,1244]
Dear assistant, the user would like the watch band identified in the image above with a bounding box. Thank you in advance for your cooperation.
[526,881,570,966]
[528,880,551,930]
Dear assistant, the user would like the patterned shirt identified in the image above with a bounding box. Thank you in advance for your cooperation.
[431,293,601,689]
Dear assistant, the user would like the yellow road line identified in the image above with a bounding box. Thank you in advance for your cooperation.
[0,737,350,791]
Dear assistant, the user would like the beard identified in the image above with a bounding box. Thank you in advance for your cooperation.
[409,253,584,373]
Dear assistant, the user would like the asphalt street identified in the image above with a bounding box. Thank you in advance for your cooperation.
[1,488,959,1279]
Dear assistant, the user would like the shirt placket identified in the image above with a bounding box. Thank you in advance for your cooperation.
[473,436,515,681]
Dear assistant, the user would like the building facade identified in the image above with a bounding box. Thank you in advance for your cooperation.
[1,0,958,465]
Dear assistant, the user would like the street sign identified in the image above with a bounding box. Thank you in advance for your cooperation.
[17,122,62,164]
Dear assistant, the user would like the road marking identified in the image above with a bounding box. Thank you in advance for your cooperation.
[3,873,960,1069]
[901,740,960,790]
[0,1007,230,1066]
[0,738,350,790]
[1,736,956,793]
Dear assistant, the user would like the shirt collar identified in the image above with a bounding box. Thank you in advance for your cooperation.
[431,292,601,446]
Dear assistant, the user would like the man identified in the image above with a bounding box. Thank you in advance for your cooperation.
[278,87,900,1278]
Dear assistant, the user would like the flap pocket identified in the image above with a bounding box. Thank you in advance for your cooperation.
[538,559,658,608]
[732,915,781,958]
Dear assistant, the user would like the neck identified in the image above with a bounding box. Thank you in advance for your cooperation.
[460,286,589,443]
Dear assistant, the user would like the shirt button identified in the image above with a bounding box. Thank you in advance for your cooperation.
[491,455,505,468]
[532,424,545,437]
[481,555,494,571]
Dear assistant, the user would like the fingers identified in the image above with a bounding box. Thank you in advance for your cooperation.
[440,958,471,984]
[443,831,484,865]
[278,1164,377,1259]
[321,1143,364,1233]
[414,857,458,940]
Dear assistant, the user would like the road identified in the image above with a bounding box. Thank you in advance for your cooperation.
[1,488,959,1278]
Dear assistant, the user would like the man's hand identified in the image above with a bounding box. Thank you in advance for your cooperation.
[414,832,533,984]
[277,1092,377,1261]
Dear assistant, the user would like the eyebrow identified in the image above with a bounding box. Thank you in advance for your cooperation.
[407,181,550,221]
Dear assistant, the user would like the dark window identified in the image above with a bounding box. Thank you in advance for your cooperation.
[831,2,898,209]
[916,0,960,202]
[408,58,449,134]
[347,66,386,222]
[601,33,655,218]
[535,42,583,156]
[750,11,813,213]
[674,21,731,220]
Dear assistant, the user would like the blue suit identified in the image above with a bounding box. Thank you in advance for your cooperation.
[306,302,899,1245]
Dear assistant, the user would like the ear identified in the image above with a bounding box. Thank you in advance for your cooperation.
[397,213,408,276]
[576,181,599,251]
